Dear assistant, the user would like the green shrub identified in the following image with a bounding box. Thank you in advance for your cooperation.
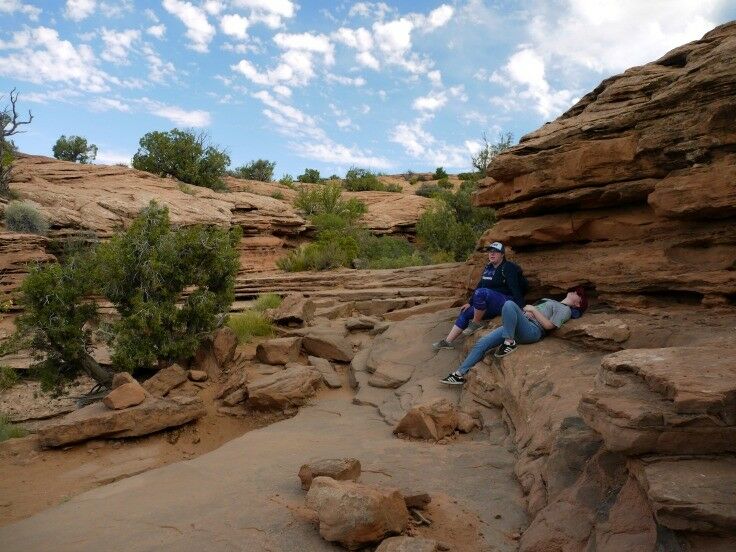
[132,129,230,191]
[297,168,320,183]
[415,183,442,198]
[231,159,276,182]
[279,174,295,187]
[178,182,195,195]
[437,177,452,189]
[343,167,402,193]
[19,202,241,387]
[271,191,285,200]
[95,202,241,374]
[52,135,97,164]
[472,131,513,174]
[4,201,49,235]
[434,167,448,179]
[17,251,100,390]
[227,310,274,343]
[0,365,19,390]
[277,239,356,272]
[457,172,477,181]
[253,292,282,311]
[0,414,27,442]
[294,183,366,221]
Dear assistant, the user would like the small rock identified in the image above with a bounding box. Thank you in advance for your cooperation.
[223,388,247,407]
[215,369,247,400]
[103,382,146,410]
[306,477,409,550]
[394,398,459,441]
[142,364,188,397]
[345,315,379,331]
[272,293,316,325]
[247,365,321,410]
[188,370,208,382]
[456,411,481,433]
[298,458,361,490]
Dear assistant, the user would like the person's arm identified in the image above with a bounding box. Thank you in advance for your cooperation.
[505,264,525,307]
[523,305,556,330]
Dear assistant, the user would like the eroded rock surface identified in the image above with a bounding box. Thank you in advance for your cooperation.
[246,365,321,410]
[298,458,361,490]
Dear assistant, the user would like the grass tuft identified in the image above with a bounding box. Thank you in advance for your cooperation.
[252,293,282,312]
[0,414,27,442]
[227,310,274,343]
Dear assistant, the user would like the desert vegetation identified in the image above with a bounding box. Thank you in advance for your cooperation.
[52,135,98,164]
[3,200,49,235]
[0,89,32,198]
[16,201,241,389]
[132,129,230,192]
[227,293,282,343]
[229,159,276,182]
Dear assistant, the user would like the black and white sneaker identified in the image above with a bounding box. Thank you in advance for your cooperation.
[440,373,466,385]
[494,341,518,358]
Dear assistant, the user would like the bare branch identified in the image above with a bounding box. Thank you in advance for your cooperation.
[2,88,34,139]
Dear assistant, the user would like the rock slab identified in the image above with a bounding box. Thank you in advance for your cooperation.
[256,336,302,365]
[103,382,146,410]
[37,396,205,447]
[247,365,321,410]
[376,536,443,552]
[142,364,188,397]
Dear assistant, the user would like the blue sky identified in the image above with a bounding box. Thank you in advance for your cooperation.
[1,1,735,178]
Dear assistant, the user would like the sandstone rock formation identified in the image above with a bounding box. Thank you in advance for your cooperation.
[37,396,205,447]
[473,22,736,308]
[256,336,302,365]
[376,537,444,552]
[285,327,354,362]
[305,476,409,550]
[298,457,361,490]
[142,364,188,397]
[393,398,477,440]
[102,382,146,410]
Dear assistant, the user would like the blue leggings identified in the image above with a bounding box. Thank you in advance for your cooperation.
[454,288,510,330]
[456,302,544,376]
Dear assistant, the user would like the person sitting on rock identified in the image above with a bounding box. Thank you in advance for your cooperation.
[433,241,527,350]
[440,286,588,385]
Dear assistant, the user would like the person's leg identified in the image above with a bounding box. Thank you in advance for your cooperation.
[495,301,543,357]
[455,327,504,376]
[434,306,473,349]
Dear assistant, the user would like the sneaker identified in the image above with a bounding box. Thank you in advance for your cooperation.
[440,373,466,385]
[432,339,457,350]
[461,321,484,336]
[494,341,517,358]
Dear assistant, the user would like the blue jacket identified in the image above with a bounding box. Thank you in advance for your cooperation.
[473,260,526,307]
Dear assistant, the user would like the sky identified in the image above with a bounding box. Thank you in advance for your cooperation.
[1,1,735,178]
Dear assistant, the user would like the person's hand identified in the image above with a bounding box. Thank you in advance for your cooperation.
[524,311,535,320]
[523,304,535,312]
[460,303,471,312]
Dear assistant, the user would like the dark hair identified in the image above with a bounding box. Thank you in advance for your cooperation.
[568,286,588,312]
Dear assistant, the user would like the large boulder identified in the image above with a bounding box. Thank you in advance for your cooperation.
[142,364,188,397]
[271,293,315,325]
[308,356,342,388]
[298,457,361,490]
[256,336,302,365]
[246,365,321,410]
[37,396,205,447]
[287,327,354,362]
[305,477,409,550]
[393,398,459,441]
[212,326,238,367]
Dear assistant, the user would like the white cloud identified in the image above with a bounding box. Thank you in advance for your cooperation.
[89,97,130,112]
[0,0,41,20]
[221,13,250,40]
[326,73,366,87]
[390,117,471,168]
[203,0,224,15]
[356,50,380,70]
[144,8,158,22]
[373,18,413,56]
[296,141,390,168]
[100,28,140,64]
[426,4,454,30]
[142,44,177,83]
[99,0,133,18]
[162,0,215,53]
[412,91,447,112]
[273,32,334,64]
[140,98,211,127]
[94,149,133,165]
[332,27,373,51]
[273,84,291,97]
[491,47,577,118]
[65,0,95,21]
[147,24,166,39]
[22,88,82,104]
[0,27,112,92]
[527,0,726,74]
[349,2,393,20]
[231,0,296,28]
[336,118,352,129]
[428,70,441,86]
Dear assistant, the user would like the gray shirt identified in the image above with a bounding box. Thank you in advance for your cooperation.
[532,299,572,330]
